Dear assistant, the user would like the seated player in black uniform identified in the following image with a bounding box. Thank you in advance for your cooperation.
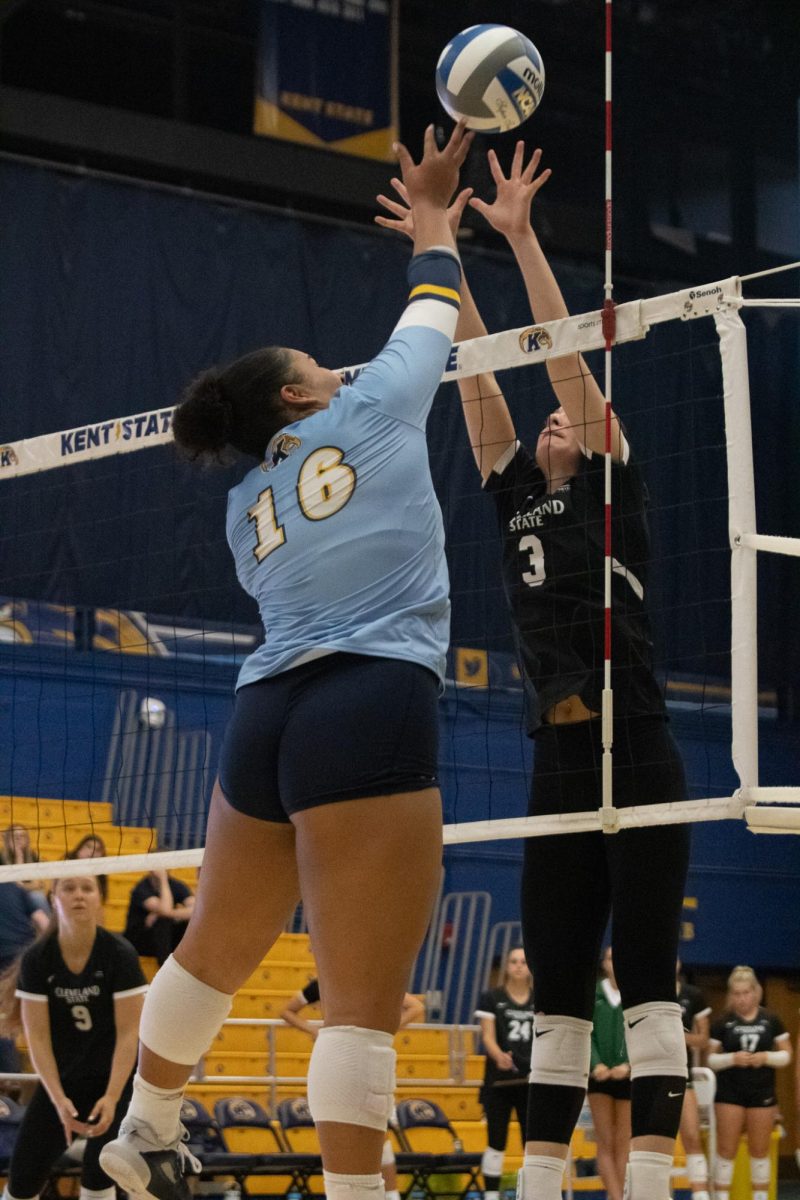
[708,965,791,1200]
[378,141,694,1200]
[474,947,534,1200]
[280,978,425,1200]
[0,874,146,1200]
[675,960,711,1200]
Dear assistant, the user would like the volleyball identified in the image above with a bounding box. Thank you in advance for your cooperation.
[435,25,545,134]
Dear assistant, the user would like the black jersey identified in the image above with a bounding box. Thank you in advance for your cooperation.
[475,986,535,1085]
[710,1007,789,1103]
[677,982,711,1033]
[484,440,665,733]
[16,928,147,1084]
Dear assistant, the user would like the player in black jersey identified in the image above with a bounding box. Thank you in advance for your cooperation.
[675,961,711,1200]
[0,874,146,1200]
[708,966,791,1200]
[474,947,534,1200]
[377,142,692,1200]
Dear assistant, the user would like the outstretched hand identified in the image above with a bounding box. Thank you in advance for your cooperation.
[375,177,473,241]
[393,122,474,210]
[469,142,551,237]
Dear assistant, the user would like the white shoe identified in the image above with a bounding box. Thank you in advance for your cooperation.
[99,1115,201,1200]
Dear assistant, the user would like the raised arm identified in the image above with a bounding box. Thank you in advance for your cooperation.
[376,177,514,480]
[470,144,626,461]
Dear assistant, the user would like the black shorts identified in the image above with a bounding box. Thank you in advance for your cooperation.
[219,652,440,822]
[531,715,687,816]
[588,1076,631,1101]
[715,1088,777,1109]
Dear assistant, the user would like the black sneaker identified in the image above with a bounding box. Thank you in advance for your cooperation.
[99,1115,201,1200]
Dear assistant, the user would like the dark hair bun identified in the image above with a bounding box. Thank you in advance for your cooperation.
[172,369,234,461]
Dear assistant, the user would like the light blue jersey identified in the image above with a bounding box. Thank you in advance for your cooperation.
[228,248,461,690]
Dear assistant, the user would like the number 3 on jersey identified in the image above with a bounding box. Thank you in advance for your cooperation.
[520,533,546,587]
[248,447,357,563]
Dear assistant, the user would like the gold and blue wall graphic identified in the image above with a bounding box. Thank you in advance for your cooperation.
[254,0,398,160]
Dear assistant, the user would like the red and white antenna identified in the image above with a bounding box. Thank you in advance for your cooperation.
[601,0,618,832]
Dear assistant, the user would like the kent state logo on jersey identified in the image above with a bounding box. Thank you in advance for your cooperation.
[0,445,19,469]
[518,326,553,354]
[263,432,302,471]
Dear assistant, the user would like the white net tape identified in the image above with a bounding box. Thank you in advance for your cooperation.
[2,272,799,879]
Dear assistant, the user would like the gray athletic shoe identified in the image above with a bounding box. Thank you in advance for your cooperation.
[99,1115,201,1200]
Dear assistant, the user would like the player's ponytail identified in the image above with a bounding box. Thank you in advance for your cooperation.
[173,346,300,464]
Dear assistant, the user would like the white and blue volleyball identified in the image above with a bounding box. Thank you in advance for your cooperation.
[436,25,545,134]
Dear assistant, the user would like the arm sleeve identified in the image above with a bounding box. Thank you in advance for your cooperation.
[16,943,47,1001]
[301,979,321,1005]
[347,247,461,429]
[112,936,149,997]
[708,1051,735,1071]
[474,990,497,1021]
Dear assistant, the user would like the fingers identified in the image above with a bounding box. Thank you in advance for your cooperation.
[422,123,437,158]
[521,145,543,183]
[376,193,409,219]
[451,127,475,167]
[511,139,526,178]
[486,148,505,185]
[530,167,552,195]
[451,186,473,214]
[468,196,490,219]
[390,177,410,202]
[393,139,414,175]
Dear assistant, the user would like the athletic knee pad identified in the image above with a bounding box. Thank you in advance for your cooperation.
[715,1157,735,1187]
[481,1148,504,1178]
[686,1153,708,1184]
[529,1014,592,1089]
[624,1001,687,1078]
[139,954,233,1066]
[750,1157,770,1186]
[307,1026,396,1131]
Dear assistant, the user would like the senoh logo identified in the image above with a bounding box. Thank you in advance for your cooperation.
[519,326,553,354]
[689,286,722,301]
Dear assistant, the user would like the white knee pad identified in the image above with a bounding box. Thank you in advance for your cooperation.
[686,1153,708,1184]
[715,1157,735,1187]
[482,1148,505,1177]
[750,1156,770,1185]
[381,1139,396,1167]
[528,1014,592,1089]
[139,954,233,1066]
[307,1026,396,1132]
[623,1002,687,1079]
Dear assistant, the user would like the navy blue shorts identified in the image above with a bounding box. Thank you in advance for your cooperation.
[218,652,440,822]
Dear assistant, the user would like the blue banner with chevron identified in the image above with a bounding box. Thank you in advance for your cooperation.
[254,0,397,160]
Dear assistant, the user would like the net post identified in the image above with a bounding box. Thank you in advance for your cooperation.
[714,307,759,796]
[600,687,618,833]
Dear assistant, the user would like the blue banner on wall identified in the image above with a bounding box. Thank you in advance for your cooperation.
[254,0,398,159]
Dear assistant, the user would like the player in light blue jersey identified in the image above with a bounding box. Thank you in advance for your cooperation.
[100,122,473,1200]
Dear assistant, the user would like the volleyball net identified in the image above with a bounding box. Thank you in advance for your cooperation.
[1,269,799,883]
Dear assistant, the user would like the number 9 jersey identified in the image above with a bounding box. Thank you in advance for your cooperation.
[16,927,147,1084]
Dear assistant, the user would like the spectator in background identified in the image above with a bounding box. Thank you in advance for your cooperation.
[281,978,425,1200]
[1,825,50,916]
[475,947,534,1200]
[0,881,50,1082]
[123,869,194,966]
[676,960,711,1200]
[587,947,630,1200]
[709,965,791,1200]
[69,835,108,860]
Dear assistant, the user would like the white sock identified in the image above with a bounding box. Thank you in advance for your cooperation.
[624,1150,673,1200]
[519,1155,565,1200]
[80,1190,116,1200]
[385,1191,400,1200]
[126,1071,184,1144]
[692,1193,710,1200]
[322,1172,384,1200]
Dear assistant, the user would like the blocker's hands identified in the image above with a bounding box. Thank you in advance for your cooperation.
[469,142,551,237]
[393,121,474,210]
[375,177,473,241]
